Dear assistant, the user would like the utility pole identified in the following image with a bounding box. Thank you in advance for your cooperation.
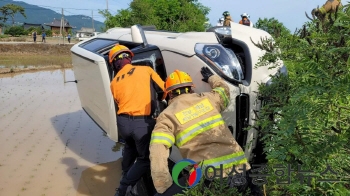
[106,0,108,12]
[59,8,63,45]
[92,10,94,31]
[62,8,65,44]
[59,8,65,44]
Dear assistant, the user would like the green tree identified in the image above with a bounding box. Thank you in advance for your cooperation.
[4,25,25,36]
[0,4,26,26]
[99,0,210,32]
[253,4,350,196]
[25,26,42,35]
[254,17,291,38]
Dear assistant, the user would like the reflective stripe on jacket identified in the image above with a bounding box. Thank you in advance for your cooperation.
[149,75,250,193]
[110,64,164,116]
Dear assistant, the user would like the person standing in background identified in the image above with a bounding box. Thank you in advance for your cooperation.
[239,13,253,27]
[216,17,224,26]
[42,31,46,43]
[223,11,234,27]
[33,31,37,43]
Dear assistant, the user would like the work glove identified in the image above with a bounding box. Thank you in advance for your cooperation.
[200,66,214,83]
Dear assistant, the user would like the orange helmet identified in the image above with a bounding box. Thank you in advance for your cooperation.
[162,70,194,99]
[109,44,134,63]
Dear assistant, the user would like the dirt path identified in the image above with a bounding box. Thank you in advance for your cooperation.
[0,69,123,196]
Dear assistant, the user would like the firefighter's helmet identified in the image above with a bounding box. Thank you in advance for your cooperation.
[241,13,249,18]
[162,70,194,100]
[223,11,230,17]
[108,44,134,63]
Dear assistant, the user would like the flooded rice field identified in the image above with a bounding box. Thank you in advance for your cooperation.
[0,69,123,196]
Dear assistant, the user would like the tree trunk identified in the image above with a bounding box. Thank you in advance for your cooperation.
[11,15,14,26]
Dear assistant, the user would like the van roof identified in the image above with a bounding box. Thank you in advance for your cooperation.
[96,23,273,56]
[99,27,219,56]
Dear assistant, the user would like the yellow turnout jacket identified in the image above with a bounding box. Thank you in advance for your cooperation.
[149,75,250,193]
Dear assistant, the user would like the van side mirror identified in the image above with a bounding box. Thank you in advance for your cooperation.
[131,24,148,48]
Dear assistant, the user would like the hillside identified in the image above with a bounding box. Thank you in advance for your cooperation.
[0,0,105,32]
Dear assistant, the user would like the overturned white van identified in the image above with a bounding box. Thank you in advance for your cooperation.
[70,22,286,168]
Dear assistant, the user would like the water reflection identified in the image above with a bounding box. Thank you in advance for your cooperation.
[0,69,123,195]
[76,158,123,196]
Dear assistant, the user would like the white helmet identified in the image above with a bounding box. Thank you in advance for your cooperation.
[241,13,249,18]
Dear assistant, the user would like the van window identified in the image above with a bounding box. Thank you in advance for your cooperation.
[131,49,168,113]
[80,39,118,53]
[132,49,167,81]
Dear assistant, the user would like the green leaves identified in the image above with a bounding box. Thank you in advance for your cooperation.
[99,0,210,32]
[0,4,26,25]
[254,3,350,195]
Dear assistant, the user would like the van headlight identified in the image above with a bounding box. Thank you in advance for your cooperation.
[214,27,231,35]
[195,43,243,83]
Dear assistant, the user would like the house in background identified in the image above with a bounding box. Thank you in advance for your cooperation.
[22,22,45,30]
[75,27,95,38]
[44,18,75,36]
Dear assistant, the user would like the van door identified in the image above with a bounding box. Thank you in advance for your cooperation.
[71,42,119,142]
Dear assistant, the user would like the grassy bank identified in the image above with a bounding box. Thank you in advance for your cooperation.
[0,55,71,67]
[0,43,73,54]
[0,35,80,45]
[0,43,73,74]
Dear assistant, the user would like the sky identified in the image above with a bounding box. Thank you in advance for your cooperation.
[14,0,327,31]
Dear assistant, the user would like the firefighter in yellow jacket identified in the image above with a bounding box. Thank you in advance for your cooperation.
[223,11,233,27]
[149,67,263,195]
[312,0,342,19]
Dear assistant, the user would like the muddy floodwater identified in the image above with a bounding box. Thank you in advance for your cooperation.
[0,69,123,196]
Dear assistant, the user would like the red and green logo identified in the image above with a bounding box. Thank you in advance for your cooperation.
[172,159,202,188]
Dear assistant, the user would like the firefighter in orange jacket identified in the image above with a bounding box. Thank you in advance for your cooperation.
[109,44,165,196]
[239,13,253,27]
[312,0,342,19]
[149,67,263,195]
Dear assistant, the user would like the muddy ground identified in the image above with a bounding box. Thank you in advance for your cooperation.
[0,69,123,196]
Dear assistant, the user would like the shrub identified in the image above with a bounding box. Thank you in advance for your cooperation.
[45,29,52,37]
[25,26,42,35]
[183,3,350,196]
[4,26,26,36]
[253,4,350,196]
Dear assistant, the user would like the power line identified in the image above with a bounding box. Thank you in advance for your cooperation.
[1,0,107,12]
